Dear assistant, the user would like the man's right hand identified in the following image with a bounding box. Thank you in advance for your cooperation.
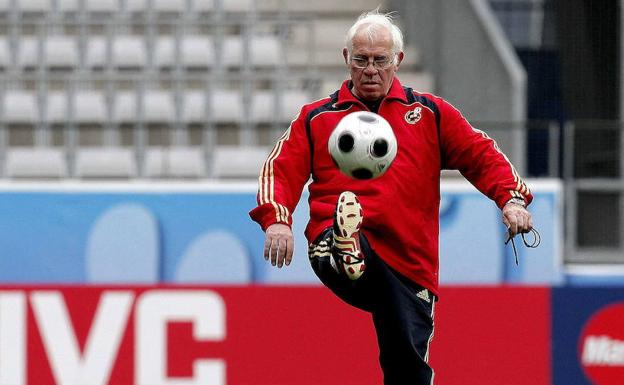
[264,223,294,268]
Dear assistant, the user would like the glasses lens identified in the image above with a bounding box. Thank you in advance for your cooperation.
[351,55,394,69]
[375,57,392,69]
[352,57,369,68]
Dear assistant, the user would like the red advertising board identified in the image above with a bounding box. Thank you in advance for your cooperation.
[0,286,380,385]
[431,287,551,385]
[0,286,550,385]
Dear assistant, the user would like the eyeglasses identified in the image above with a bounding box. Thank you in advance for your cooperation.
[350,54,396,70]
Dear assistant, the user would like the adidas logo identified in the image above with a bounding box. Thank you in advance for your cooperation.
[416,289,431,303]
[308,240,331,259]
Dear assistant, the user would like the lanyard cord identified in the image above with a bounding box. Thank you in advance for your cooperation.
[505,228,541,265]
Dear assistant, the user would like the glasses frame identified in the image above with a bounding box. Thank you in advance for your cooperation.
[349,53,397,70]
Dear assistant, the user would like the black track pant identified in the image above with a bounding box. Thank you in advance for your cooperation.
[309,228,436,385]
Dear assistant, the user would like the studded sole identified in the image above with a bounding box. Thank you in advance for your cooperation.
[333,191,365,280]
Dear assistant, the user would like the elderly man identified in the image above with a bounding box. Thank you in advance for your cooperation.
[250,9,533,385]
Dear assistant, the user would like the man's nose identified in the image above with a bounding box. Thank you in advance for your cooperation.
[363,63,378,75]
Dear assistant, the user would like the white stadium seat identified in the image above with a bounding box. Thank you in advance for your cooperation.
[211,89,243,123]
[211,145,269,178]
[113,36,146,68]
[143,147,167,177]
[222,35,281,67]
[251,36,281,67]
[17,36,38,67]
[183,89,246,123]
[183,89,248,124]
[221,0,252,12]
[154,37,176,67]
[5,147,67,178]
[45,36,79,68]
[17,0,51,12]
[74,91,107,123]
[155,36,214,68]
[106,89,245,124]
[143,91,175,123]
[182,36,215,67]
[152,0,186,12]
[218,0,279,12]
[55,0,118,12]
[221,36,243,67]
[86,0,119,12]
[251,90,308,123]
[166,147,205,177]
[56,0,78,12]
[113,91,176,123]
[125,0,146,11]
[46,91,67,123]
[86,37,109,67]
[75,147,137,178]
[18,35,83,68]
[144,147,205,178]
[250,92,273,123]
[113,92,137,123]
[182,91,206,123]
[45,91,114,124]
[289,18,353,51]
[193,0,214,12]
[125,0,187,12]
[86,36,146,68]
[3,91,38,123]
[281,91,308,121]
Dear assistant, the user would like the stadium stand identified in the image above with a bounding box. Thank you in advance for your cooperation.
[5,146,67,178]
[154,36,215,68]
[75,147,138,179]
[75,147,137,178]
[0,0,432,178]
[211,144,268,179]
[3,90,37,123]
[144,146,206,178]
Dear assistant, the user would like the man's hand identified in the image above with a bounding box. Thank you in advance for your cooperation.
[502,201,533,237]
[264,223,294,268]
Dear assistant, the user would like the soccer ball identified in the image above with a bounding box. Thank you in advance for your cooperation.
[328,111,398,179]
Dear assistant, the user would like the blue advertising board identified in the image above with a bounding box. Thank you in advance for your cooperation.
[439,179,562,285]
[0,179,562,285]
[552,287,624,385]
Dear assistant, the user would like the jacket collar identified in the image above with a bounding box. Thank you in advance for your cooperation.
[335,77,408,107]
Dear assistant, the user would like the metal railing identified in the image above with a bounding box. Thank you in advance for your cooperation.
[561,121,623,265]
[449,120,623,266]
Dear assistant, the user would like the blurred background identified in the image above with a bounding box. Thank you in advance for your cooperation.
[0,1,621,385]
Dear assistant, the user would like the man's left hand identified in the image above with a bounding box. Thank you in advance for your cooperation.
[502,202,533,237]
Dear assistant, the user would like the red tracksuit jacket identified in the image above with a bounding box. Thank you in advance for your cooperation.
[249,77,532,295]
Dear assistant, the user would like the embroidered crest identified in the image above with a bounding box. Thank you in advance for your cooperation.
[404,106,422,124]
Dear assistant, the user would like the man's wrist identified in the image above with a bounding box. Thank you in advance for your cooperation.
[505,197,527,208]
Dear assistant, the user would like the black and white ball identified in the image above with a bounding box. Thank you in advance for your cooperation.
[328,111,397,179]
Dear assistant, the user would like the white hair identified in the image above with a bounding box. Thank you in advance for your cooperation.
[345,8,404,56]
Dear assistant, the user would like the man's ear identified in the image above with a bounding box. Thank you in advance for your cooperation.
[395,51,405,69]
[343,48,349,66]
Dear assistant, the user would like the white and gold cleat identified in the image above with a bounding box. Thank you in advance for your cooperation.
[332,191,366,280]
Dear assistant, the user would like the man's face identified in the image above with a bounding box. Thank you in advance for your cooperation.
[343,27,403,102]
